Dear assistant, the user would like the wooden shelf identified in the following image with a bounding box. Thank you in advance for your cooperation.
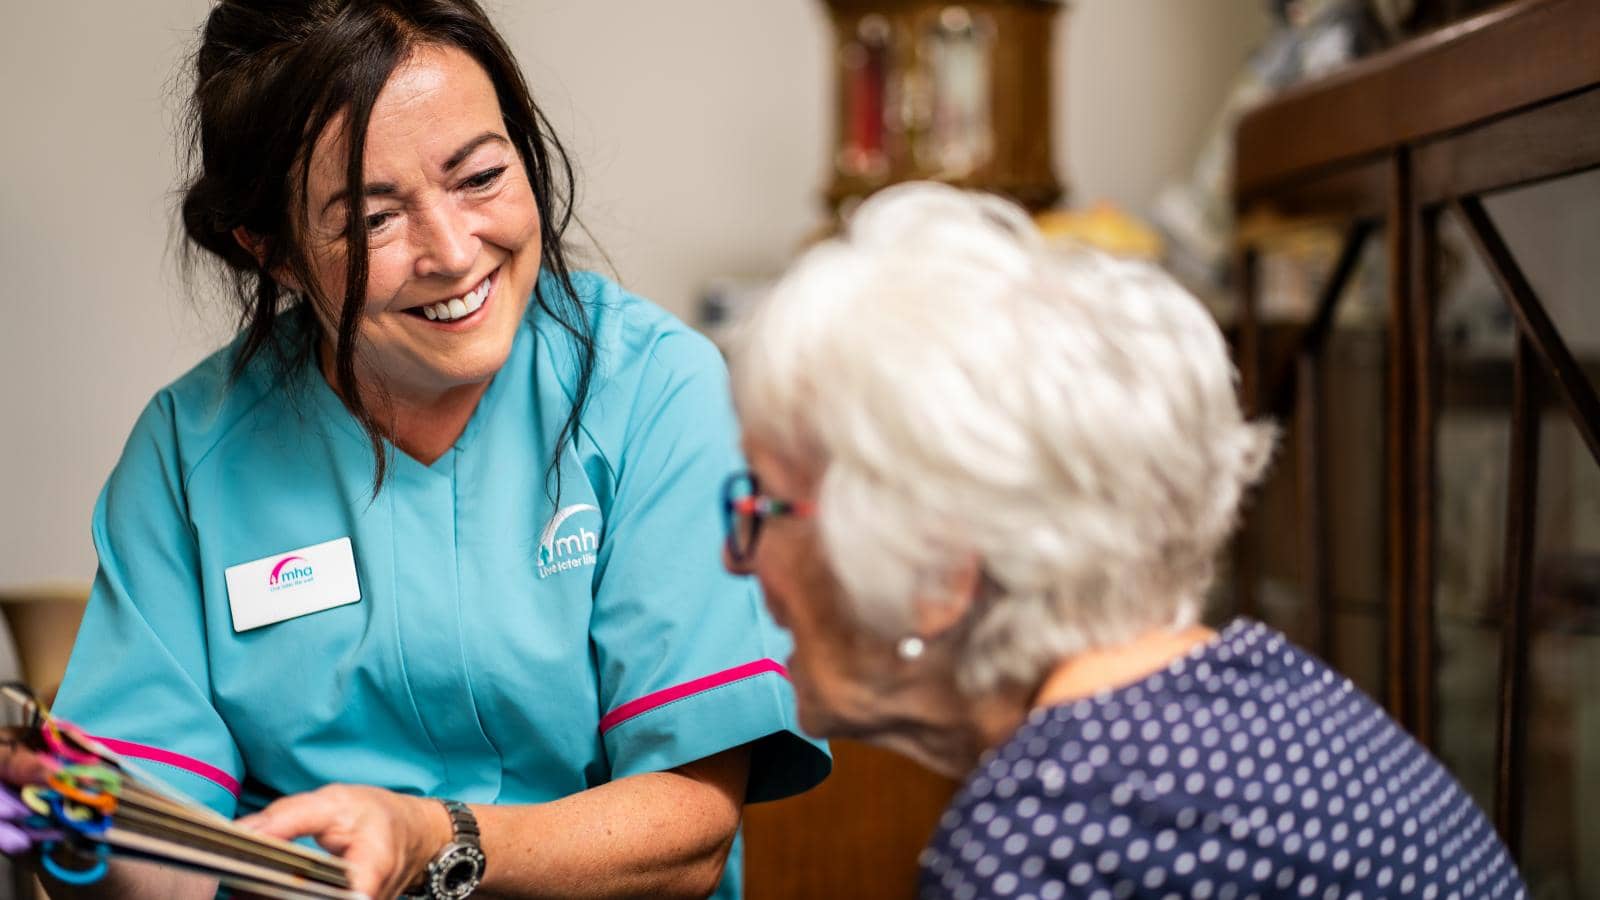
[1236,0,1600,211]
[1229,0,1600,873]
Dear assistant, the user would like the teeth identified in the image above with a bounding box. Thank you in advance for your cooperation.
[419,274,491,322]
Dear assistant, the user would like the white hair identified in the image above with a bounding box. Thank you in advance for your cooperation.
[727,183,1274,695]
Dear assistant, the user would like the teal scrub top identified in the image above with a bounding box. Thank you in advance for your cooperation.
[54,271,830,897]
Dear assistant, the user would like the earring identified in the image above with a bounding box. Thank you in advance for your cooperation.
[896,635,925,661]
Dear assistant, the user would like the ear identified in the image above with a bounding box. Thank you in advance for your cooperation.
[232,226,269,266]
[909,555,983,641]
[232,227,302,292]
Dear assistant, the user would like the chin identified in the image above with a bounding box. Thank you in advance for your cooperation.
[791,676,859,741]
[796,702,841,741]
[431,335,518,387]
[421,363,498,393]
[785,670,831,736]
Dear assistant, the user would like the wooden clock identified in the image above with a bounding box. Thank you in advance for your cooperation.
[821,0,1066,213]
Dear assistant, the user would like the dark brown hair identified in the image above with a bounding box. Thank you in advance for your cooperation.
[180,0,593,492]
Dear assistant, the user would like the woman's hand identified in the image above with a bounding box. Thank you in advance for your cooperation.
[0,727,55,854]
[237,785,453,900]
[0,726,52,788]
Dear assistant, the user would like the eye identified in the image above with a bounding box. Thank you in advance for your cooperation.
[461,166,507,192]
[364,211,397,232]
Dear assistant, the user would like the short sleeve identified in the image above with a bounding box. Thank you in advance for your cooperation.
[53,394,243,816]
[589,329,830,803]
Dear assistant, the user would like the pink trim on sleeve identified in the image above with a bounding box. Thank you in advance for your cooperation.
[600,658,789,734]
[95,737,241,798]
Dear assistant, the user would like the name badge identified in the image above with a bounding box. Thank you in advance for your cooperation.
[224,537,361,633]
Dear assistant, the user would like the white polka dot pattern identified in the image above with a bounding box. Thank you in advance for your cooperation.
[918,620,1525,899]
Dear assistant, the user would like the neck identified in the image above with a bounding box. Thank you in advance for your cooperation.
[850,677,1027,780]
[1031,623,1217,709]
[875,623,1217,778]
[318,344,490,465]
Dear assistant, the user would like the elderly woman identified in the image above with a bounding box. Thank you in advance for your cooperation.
[723,183,1525,899]
[25,2,826,898]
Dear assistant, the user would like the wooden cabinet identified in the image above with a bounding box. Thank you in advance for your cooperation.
[744,739,957,898]
[1230,1,1600,893]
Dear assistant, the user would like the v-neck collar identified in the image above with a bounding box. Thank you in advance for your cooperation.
[293,306,533,478]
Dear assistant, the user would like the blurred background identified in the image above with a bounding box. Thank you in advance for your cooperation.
[0,0,1267,589]
[2,1,1597,897]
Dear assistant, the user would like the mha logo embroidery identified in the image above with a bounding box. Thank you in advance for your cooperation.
[267,555,315,592]
[538,504,601,579]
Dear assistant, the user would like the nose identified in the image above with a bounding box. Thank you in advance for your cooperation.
[413,199,478,279]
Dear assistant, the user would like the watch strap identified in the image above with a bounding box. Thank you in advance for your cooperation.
[440,799,480,845]
[405,799,485,900]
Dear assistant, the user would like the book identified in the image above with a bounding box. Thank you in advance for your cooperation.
[0,684,358,899]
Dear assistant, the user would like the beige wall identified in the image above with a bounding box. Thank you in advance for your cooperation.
[0,1,1270,586]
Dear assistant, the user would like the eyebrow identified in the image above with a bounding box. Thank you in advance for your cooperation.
[320,131,511,217]
[443,131,508,172]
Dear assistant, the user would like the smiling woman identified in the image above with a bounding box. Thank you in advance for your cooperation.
[18,3,829,900]
[180,4,583,484]
[286,43,548,466]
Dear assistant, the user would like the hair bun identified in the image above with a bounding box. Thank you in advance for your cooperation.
[181,173,258,272]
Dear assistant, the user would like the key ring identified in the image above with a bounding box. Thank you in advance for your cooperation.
[39,840,108,885]
[19,786,53,817]
[47,795,108,838]
[39,721,100,768]
[45,771,117,813]
[45,762,120,813]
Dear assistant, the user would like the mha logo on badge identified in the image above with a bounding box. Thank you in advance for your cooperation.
[267,555,315,592]
[538,504,601,579]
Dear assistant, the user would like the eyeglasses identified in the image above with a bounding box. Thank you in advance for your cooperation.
[721,470,815,566]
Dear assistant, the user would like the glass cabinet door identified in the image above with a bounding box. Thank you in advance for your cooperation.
[1432,172,1600,898]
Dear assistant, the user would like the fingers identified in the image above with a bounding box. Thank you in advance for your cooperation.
[234,786,415,900]
[0,730,53,787]
[341,835,408,900]
[238,787,354,850]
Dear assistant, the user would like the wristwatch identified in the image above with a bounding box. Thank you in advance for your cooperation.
[412,799,485,900]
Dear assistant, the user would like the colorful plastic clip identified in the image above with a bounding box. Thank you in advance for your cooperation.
[46,795,108,839]
[40,720,101,768]
[46,769,119,816]
[39,840,109,885]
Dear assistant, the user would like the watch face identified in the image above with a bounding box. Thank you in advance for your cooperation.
[429,842,486,899]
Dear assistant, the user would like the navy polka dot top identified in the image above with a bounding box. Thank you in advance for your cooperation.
[918,619,1525,899]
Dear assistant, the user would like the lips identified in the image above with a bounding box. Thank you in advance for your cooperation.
[433,274,489,321]
[405,268,496,323]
